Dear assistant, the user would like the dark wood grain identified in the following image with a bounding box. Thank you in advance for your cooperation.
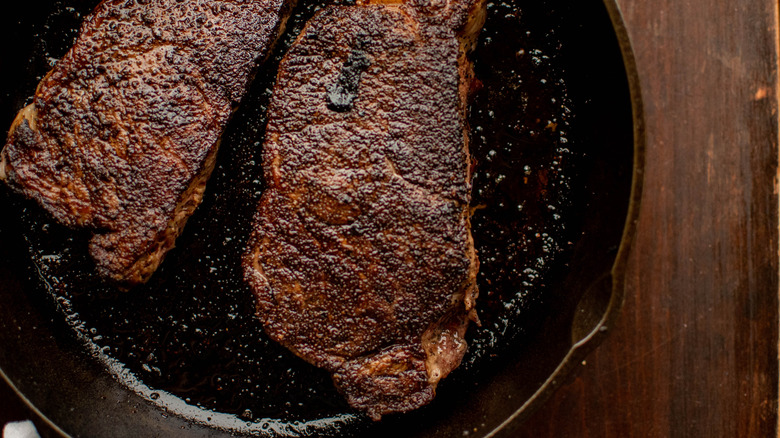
[517,0,779,436]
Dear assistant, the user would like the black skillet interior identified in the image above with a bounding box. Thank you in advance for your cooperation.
[0,0,636,436]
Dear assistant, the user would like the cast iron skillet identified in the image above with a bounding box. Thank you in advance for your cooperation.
[0,0,643,436]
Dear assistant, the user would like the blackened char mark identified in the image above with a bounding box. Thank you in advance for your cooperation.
[326,43,371,112]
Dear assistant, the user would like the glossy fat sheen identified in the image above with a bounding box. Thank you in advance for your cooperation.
[0,0,289,285]
[245,0,484,419]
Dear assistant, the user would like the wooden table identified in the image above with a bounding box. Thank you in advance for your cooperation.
[516,0,779,436]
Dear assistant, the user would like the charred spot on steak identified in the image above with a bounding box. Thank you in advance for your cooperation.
[327,46,371,113]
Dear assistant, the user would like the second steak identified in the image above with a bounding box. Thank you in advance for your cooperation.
[1,0,292,286]
[244,0,486,419]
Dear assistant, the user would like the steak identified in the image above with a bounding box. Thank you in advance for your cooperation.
[0,0,292,286]
[244,0,486,419]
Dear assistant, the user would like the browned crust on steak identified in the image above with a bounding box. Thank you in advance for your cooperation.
[244,0,485,419]
[1,0,292,285]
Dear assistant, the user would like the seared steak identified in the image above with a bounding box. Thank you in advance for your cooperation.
[244,0,486,419]
[0,0,292,285]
